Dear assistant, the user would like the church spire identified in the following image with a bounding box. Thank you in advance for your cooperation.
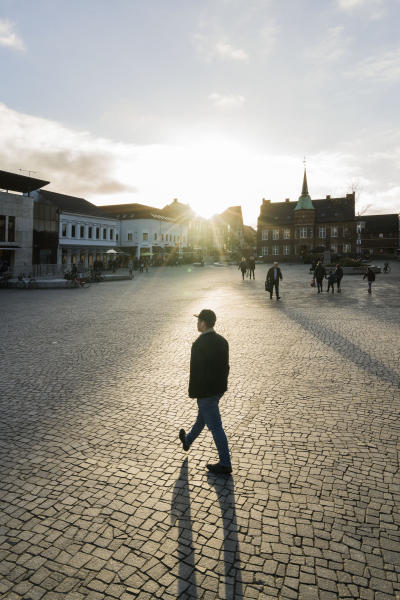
[295,164,314,211]
[302,168,309,196]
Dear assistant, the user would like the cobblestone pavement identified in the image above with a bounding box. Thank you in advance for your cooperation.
[1,262,399,600]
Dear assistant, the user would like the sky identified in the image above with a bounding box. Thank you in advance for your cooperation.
[1,0,400,226]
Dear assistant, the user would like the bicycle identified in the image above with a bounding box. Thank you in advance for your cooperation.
[383,263,391,273]
[68,276,90,289]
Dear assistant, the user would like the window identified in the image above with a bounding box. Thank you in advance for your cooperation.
[88,227,92,239]
[331,226,338,238]
[71,225,76,238]
[80,225,85,238]
[331,243,338,253]
[272,245,279,256]
[309,228,313,238]
[262,230,268,241]
[343,227,349,237]
[283,245,290,255]
[272,229,279,240]
[165,234,168,241]
[300,227,307,239]
[284,228,290,240]
[161,234,164,241]
[319,227,326,239]
[379,233,383,238]
[154,232,158,241]
[262,246,268,256]
[343,244,351,253]
[103,228,107,240]
[116,233,119,242]
[96,227,100,239]
[110,229,114,240]
[0,215,5,241]
[7,216,15,242]
[127,233,133,241]
[143,232,148,241]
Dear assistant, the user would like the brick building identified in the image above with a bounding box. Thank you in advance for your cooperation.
[257,170,356,261]
[355,214,399,258]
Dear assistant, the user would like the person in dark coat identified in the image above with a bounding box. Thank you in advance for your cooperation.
[238,257,247,280]
[266,261,282,300]
[363,267,375,293]
[326,270,337,293]
[248,256,256,280]
[179,309,232,475]
[314,261,326,293]
[335,264,343,292]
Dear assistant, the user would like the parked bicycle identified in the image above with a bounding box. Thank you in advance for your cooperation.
[68,276,90,289]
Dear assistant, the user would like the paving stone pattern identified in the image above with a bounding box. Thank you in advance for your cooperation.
[1,263,399,600]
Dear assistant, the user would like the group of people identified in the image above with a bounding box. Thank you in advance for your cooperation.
[238,256,256,280]
[312,261,343,294]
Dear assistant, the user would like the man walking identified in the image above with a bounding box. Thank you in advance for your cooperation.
[248,256,256,280]
[266,261,282,300]
[314,261,326,293]
[179,309,232,475]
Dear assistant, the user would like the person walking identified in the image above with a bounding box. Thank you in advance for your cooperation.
[128,260,134,280]
[266,261,282,300]
[314,261,326,293]
[248,256,256,280]
[326,269,336,293]
[335,264,343,293]
[179,309,232,475]
[238,257,247,281]
[363,267,375,293]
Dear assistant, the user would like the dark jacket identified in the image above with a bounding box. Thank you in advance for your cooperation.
[314,264,326,280]
[188,331,229,398]
[335,265,343,280]
[266,266,282,282]
[363,269,375,282]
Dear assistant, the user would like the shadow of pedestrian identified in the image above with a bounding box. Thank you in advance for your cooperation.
[207,473,243,600]
[277,305,400,388]
[171,458,197,598]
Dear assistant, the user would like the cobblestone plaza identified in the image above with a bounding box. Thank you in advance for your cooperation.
[1,263,399,600]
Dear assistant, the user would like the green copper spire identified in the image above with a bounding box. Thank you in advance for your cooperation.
[295,168,314,211]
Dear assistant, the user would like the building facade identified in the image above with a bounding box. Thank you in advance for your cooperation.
[355,214,399,258]
[101,203,188,260]
[257,171,356,261]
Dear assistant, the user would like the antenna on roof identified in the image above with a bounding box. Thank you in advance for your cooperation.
[19,168,38,177]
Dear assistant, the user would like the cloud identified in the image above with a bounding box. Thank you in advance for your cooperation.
[193,33,248,62]
[345,46,400,83]
[0,19,25,51]
[215,42,248,61]
[208,93,245,109]
[337,0,386,19]
[0,103,137,197]
[305,25,350,65]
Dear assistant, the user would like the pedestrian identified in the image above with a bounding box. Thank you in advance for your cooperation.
[314,261,326,293]
[139,260,144,273]
[248,256,256,280]
[335,263,343,293]
[238,257,247,281]
[128,260,134,280]
[266,261,282,300]
[326,269,336,293]
[363,267,375,294]
[179,309,232,475]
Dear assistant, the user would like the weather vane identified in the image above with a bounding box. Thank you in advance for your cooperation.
[303,156,307,168]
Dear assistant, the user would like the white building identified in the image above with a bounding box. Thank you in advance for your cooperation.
[101,204,188,259]
[32,190,120,268]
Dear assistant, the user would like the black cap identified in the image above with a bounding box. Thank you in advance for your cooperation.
[193,309,216,327]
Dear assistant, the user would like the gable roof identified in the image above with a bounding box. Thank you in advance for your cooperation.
[100,203,174,221]
[356,214,399,233]
[35,190,106,216]
[259,194,355,223]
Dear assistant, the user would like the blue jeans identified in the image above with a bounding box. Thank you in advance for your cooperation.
[185,395,231,468]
